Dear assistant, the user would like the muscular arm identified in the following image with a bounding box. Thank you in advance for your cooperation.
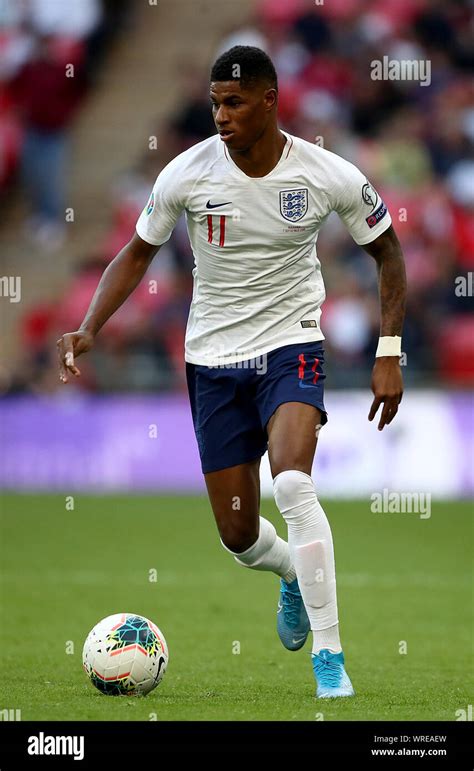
[363,224,406,336]
[362,225,407,430]
[57,233,160,382]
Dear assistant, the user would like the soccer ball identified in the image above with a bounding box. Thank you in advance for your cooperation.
[82,613,169,696]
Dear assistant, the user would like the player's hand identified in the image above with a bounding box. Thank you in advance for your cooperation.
[368,357,403,431]
[56,330,94,383]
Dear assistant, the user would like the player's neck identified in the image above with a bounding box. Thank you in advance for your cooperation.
[228,126,287,178]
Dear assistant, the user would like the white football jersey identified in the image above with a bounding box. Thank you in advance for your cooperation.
[136,131,392,366]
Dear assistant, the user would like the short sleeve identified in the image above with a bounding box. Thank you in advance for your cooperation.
[331,158,392,245]
[136,159,185,246]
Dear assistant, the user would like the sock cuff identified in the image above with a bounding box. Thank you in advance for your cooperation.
[273,469,314,487]
[220,516,276,558]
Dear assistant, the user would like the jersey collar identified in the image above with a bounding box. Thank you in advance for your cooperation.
[221,130,293,181]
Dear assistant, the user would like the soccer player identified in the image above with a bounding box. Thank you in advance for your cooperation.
[57,46,406,698]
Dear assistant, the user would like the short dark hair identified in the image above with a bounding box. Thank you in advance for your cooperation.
[210,45,278,91]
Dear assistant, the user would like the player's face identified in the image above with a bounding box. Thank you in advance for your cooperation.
[210,81,276,151]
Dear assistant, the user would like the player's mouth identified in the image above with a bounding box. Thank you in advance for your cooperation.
[219,130,235,142]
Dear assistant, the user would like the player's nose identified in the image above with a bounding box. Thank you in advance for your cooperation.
[215,105,230,126]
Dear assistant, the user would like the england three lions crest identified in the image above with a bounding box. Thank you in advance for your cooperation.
[279,188,308,222]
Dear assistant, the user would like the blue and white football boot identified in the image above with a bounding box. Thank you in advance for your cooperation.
[276,578,310,651]
[311,648,355,698]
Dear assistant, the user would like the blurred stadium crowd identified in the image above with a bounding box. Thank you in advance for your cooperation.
[0,0,131,235]
[2,0,473,393]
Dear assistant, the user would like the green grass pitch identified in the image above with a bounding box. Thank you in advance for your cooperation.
[0,493,472,721]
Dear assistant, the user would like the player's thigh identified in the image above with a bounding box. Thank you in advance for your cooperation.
[204,457,261,551]
[267,402,322,478]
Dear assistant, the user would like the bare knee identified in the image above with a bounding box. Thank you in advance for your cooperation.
[219,521,259,553]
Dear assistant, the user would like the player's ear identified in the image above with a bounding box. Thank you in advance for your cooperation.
[264,87,278,111]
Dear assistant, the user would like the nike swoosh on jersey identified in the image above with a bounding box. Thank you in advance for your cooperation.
[206,200,233,209]
[298,380,319,389]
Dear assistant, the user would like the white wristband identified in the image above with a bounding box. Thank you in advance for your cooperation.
[375,336,402,357]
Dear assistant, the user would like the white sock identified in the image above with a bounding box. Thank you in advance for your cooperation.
[313,624,341,654]
[221,516,296,583]
[273,469,342,654]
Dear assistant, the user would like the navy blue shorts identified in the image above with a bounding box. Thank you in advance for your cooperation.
[185,341,327,474]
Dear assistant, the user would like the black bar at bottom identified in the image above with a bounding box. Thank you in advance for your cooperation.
[0,720,472,765]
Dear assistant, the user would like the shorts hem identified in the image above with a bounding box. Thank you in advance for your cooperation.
[201,449,267,475]
[262,398,328,432]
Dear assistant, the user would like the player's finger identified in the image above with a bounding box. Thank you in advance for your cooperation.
[383,399,399,426]
[378,399,395,431]
[57,337,81,381]
[65,350,81,377]
[368,396,382,422]
[57,338,68,383]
